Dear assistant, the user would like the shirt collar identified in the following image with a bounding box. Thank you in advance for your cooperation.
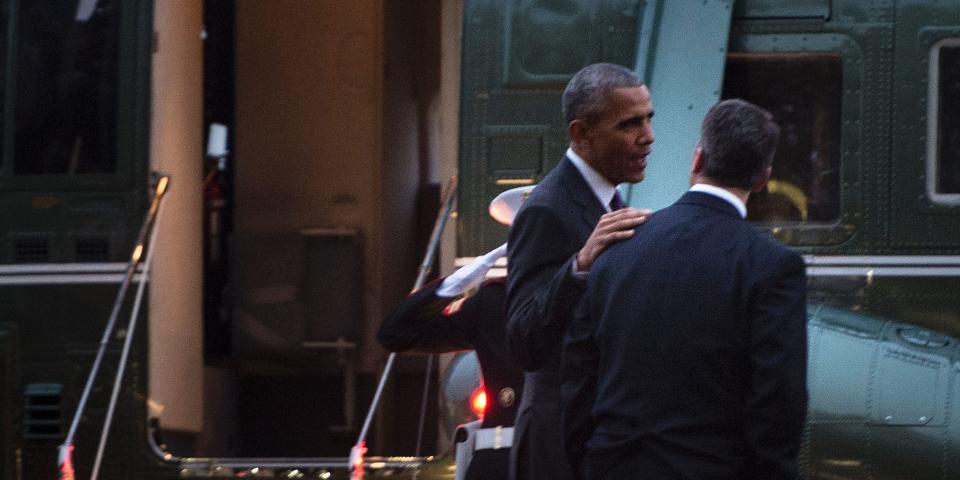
[566,147,618,212]
[689,183,747,218]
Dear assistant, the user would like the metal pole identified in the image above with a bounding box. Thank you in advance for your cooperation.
[57,176,170,480]
[413,354,434,457]
[90,184,167,480]
[351,176,458,474]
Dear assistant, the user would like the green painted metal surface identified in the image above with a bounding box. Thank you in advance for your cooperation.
[0,284,165,479]
[0,0,153,264]
[734,0,830,19]
[804,275,960,479]
[458,0,959,256]
[458,0,644,256]
[0,324,17,480]
[890,1,960,249]
[454,1,960,478]
[624,0,733,212]
[0,0,169,478]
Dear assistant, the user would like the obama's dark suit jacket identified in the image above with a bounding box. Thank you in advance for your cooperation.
[562,190,808,480]
[506,157,606,480]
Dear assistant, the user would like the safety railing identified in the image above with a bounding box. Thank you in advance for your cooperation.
[349,176,458,479]
[58,175,171,480]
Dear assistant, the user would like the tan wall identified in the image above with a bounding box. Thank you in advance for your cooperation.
[434,3,464,453]
[234,0,386,370]
[439,0,464,274]
[235,0,383,233]
[149,0,205,433]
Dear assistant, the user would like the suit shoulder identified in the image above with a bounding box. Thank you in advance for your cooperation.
[511,191,570,232]
[524,171,566,205]
[750,226,798,253]
[745,226,805,269]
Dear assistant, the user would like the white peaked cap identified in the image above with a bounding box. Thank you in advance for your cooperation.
[488,185,536,226]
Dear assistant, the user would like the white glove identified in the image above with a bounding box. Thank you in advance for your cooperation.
[436,243,507,298]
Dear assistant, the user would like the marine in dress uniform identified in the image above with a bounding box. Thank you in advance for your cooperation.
[378,187,532,480]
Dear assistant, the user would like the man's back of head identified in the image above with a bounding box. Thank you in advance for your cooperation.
[698,98,780,189]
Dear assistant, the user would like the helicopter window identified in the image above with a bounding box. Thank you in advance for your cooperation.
[722,52,842,224]
[11,0,119,175]
[930,40,960,198]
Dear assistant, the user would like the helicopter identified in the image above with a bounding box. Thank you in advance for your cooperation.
[0,0,957,478]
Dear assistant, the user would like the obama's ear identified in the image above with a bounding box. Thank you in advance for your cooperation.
[569,119,591,147]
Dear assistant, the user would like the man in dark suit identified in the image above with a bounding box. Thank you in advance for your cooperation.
[506,63,655,480]
[562,99,808,480]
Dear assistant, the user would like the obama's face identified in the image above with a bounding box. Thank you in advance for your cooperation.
[576,85,655,184]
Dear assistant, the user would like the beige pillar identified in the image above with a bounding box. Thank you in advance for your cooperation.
[148,0,205,434]
[439,0,463,273]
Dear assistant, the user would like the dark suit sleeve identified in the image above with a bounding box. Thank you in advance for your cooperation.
[377,278,475,354]
[561,291,599,478]
[506,203,588,370]
[745,250,808,480]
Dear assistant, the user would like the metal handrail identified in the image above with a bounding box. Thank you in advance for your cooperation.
[90,180,168,479]
[350,176,458,478]
[58,175,171,480]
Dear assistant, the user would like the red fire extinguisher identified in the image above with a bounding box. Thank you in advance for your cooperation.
[204,157,227,265]
[204,123,229,268]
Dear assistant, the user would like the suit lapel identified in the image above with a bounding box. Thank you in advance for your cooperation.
[557,157,607,238]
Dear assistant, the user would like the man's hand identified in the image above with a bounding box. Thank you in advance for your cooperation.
[576,207,651,273]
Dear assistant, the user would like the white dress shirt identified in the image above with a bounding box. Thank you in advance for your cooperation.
[689,183,747,218]
[565,148,624,275]
[566,148,619,212]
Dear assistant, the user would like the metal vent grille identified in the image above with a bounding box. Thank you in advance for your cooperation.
[75,237,110,262]
[23,383,63,440]
[15,238,50,263]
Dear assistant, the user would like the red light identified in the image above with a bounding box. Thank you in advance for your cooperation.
[470,387,487,418]
[58,444,75,480]
[350,441,366,480]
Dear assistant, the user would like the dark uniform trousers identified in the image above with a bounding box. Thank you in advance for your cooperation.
[378,277,523,479]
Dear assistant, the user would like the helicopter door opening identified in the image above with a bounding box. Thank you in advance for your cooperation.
[186,0,451,461]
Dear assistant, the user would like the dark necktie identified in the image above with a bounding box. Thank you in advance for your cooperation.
[609,191,626,211]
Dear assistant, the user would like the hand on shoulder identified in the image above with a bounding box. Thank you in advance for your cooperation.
[576,207,652,273]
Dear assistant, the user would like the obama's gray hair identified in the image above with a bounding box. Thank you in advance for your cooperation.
[562,63,644,124]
